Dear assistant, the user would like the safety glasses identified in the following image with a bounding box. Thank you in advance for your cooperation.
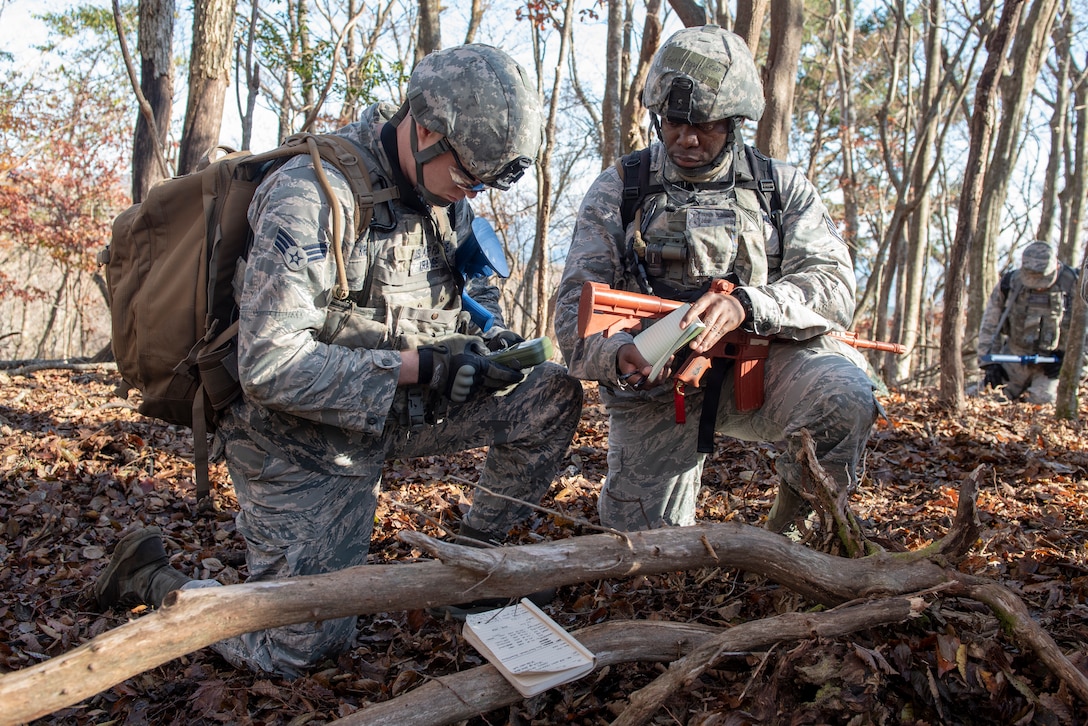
[448,145,534,193]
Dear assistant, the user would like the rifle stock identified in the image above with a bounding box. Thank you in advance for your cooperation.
[577,281,904,412]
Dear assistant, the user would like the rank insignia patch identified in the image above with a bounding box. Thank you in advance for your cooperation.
[274,228,327,271]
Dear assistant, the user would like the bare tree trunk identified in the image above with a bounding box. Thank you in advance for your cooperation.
[895,0,943,384]
[297,0,315,122]
[177,0,237,175]
[532,0,576,338]
[236,0,261,149]
[33,268,69,360]
[335,0,359,129]
[1036,5,1072,249]
[415,0,441,61]
[601,0,624,168]
[858,0,908,356]
[939,1,1024,410]
[967,0,1060,341]
[274,0,299,140]
[132,0,174,200]
[734,0,769,53]
[832,0,858,262]
[337,1,395,128]
[1054,61,1088,418]
[755,0,802,159]
[666,0,706,27]
[619,0,661,156]
[462,0,483,43]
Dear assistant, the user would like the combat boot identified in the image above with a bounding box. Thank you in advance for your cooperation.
[95,527,191,609]
[765,485,805,534]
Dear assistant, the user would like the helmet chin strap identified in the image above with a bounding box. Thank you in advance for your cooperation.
[654,115,738,184]
[409,121,456,207]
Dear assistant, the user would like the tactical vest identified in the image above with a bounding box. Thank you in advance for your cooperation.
[998,265,1077,354]
[614,144,789,454]
[617,144,783,300]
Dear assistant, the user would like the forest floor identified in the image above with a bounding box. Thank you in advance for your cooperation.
[1,366,1087,725]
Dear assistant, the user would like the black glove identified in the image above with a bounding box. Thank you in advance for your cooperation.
[418,338,524,403]
[484,328,525,352]
[430,333,488,357]
[981,363,1008,389]
[1042,351,1063,378]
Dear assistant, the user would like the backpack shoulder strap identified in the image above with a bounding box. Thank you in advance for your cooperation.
[1056,263,1077,293]
[617,147,657,232]
[281,133,399,238]
[736,144,783,239]
[999,269,1015,297]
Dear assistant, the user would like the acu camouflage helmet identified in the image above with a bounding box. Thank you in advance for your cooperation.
[643,25,765,124]
[408,45,543,190]
[1020,241,1059,290]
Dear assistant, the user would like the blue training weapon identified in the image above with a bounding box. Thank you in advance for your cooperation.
[454,217,509,332]
[980,353,1060,365]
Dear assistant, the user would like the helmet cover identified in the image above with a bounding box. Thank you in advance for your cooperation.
[643,25,765,123]
[1020,241,1059,289]
[408,45,543,188]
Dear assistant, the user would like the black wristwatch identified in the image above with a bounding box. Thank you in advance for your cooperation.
[731,288,756,332]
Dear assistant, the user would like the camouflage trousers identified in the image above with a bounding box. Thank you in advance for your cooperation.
[195,362,582,677]
[1001,362,1058,404]
[598,337,878,531]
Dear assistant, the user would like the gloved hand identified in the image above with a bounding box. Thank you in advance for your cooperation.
[981,363,1008,389]
[430,333,489,357]
[418,337,524,404]
[1042,351,1063,378]
[484,328,525,352]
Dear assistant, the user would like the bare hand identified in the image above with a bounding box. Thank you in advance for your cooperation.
[616,343,665,389]
[683,291,746,353]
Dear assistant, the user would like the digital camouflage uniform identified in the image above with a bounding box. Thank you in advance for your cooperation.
[183,51,582,677]
[977,241,1080,404]
[554,26,877,533]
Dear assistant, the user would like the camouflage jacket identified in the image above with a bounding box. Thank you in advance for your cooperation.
[554,141,857,389]
[227,103,499,468]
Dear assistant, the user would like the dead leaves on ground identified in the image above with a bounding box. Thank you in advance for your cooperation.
[0,369,1086,724]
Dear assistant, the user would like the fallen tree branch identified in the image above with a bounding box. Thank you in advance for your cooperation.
[610,597,928,726]
[798,428,872,556]
[332,598,925,726]
[0,506,1082,723]
[0,523,951,724]
[966,582,1088,703]
[330,621,719,725]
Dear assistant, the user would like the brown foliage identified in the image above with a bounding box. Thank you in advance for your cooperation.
[0,369,1086,724]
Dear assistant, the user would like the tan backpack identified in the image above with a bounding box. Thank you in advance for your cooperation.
[101,133,393,499]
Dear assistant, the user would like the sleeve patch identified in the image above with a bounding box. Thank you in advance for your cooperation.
[824,215,845,245]
[274,228,327,271]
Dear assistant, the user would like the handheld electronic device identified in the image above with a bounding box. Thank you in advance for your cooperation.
[487,337,554,370]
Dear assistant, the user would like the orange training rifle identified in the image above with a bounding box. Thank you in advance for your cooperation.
[577,280,904,413]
